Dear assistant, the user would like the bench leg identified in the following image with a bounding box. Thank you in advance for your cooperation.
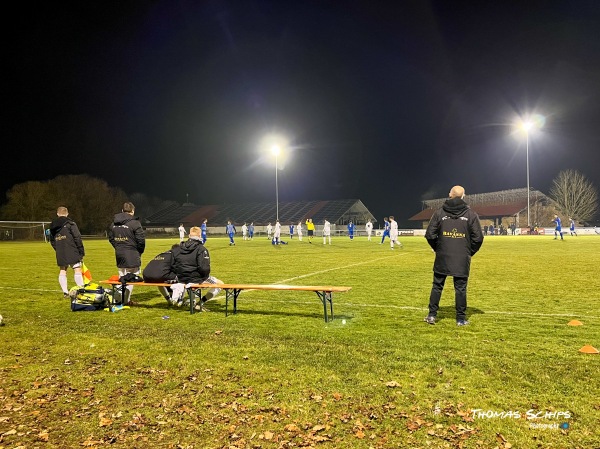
[225,289,241,317]
[187,288,202,315]
[314,291,334,322]
[234,289,241,314]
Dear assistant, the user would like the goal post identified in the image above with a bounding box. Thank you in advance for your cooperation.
[0,221,51,242]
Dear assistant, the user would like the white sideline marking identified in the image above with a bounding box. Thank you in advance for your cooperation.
[1,286,597,319]
[0,287,60,293]
[219,298,600,319]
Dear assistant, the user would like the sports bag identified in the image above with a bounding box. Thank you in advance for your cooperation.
[69,282,109,311]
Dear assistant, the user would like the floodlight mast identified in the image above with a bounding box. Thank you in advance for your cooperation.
[271,145,281,221]
[519,120,535,228]
[524,122,532,228]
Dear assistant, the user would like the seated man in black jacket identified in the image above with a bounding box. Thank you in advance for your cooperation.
[142,244,181,304]
[172,226,222,309]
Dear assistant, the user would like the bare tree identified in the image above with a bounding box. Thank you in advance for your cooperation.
[549,170,598,223]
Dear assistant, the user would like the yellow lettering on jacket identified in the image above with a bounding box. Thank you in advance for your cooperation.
[114,237,129,242]
[55,235,67,241]
[442,228,466,239]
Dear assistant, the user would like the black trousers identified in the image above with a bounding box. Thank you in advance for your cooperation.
[428,272,468,321]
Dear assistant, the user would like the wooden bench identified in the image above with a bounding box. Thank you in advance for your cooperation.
[99,280,351,322]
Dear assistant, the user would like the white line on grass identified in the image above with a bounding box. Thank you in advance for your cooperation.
[214,252,405,298]
[275,252,405,284]
[218,298,600,319]
[1,286,596,319]
[0,287,60,293]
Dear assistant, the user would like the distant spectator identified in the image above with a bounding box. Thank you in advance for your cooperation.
[178,223,186,243]
[248,222,254,240]
[366,219,373,241]
[323,219,331,245]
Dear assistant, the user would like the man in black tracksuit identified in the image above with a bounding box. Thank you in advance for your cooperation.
[108,202,145,302]
[50,206,85,297]
[172,226,222,309]
[424,186,484,326]
[142,244,179,303]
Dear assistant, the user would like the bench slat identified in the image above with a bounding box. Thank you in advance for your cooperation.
[99,281,351,292]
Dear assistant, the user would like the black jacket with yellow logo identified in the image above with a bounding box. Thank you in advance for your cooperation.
[108,212,145,268]
[425,198,484,277]
[172,238,211,283]
[142,250,177,283]
[50,216,85,267]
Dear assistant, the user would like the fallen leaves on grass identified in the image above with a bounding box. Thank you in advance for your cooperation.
[496,432,513,448]
[98,412,113,427]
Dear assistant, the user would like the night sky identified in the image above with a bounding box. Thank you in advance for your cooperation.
[6,1,600,225]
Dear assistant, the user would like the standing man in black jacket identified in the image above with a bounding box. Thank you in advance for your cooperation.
[424,186,484,326]
[108,202,145,303]
[50,206,85,298]
[172,226,222,309]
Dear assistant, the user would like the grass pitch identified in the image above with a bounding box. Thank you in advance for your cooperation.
[0,234,599,448]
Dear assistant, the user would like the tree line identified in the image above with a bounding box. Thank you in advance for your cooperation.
[0,175,128,234]
[1,170,597,234]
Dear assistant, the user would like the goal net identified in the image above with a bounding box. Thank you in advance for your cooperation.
[0,221,51,241]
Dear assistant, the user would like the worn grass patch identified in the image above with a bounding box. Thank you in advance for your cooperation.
[0,235,599,448]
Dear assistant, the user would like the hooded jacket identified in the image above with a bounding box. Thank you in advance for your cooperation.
[49,216,85,266]
[143,250,177,283]
[172,238,211,283]
[108,212,145,268]
[425,198,484,277]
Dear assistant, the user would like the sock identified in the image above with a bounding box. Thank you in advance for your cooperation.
[74,273,84,286]
[59,274,68,293]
